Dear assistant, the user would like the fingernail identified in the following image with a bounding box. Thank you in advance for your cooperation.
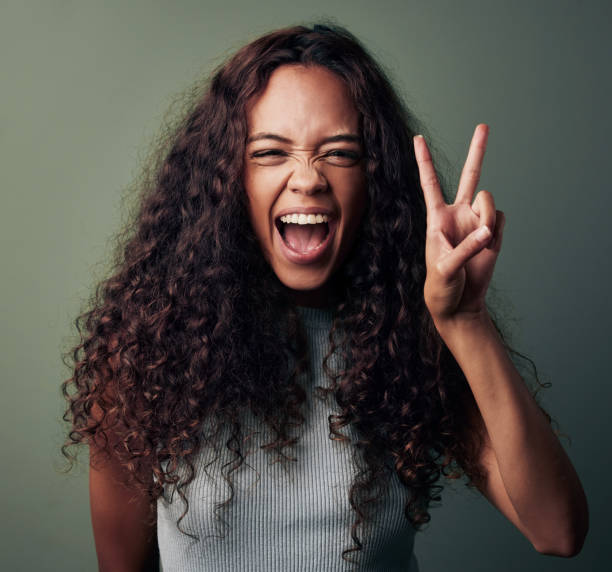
[414,134,424,139]
[476,225,491,241]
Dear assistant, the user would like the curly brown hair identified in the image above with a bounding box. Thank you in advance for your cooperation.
[61,23,552,563]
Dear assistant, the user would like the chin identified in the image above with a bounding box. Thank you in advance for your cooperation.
[278,272,329,292]
[274,267,338,302]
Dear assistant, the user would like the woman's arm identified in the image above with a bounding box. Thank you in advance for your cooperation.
[89,458,159,571]
[89,402,159,572]
[412,125,588,555]
[437,314,589,557]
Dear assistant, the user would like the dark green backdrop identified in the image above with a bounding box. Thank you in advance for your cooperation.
[1,0,608,570]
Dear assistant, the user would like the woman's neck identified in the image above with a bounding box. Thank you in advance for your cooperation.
[284,281,339,309]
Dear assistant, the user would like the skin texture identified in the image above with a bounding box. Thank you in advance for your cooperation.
[243,65,367,307]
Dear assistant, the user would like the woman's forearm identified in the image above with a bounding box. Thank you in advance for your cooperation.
[435,313,589,555]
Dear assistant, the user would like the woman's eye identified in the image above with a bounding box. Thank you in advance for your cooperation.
[251,150,286,159]
[249,148,361,165]
[323,150,361,165]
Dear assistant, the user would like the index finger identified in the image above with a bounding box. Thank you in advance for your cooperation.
[413,134,446,212]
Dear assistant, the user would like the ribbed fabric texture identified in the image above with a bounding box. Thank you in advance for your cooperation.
[157,306,419,571]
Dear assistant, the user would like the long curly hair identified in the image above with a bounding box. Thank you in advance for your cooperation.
[61,23,552,562]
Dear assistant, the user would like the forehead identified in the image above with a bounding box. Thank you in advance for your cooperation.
[246,65,360,144]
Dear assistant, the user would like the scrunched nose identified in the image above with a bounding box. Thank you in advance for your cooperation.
[288,163,328,196]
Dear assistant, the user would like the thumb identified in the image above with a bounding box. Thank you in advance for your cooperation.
[435,225,492,279]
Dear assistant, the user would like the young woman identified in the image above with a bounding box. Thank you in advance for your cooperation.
[62,24,588,571]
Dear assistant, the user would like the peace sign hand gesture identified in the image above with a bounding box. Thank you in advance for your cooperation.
[414,124,506,331]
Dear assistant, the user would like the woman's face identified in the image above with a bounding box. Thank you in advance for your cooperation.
[243,64,367,306]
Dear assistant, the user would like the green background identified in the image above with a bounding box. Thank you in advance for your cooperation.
[1,0,608,570]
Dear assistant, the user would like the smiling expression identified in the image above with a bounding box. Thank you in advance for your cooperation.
[243,64,368,306]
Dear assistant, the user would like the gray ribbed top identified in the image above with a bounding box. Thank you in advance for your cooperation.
[157,306,419,571]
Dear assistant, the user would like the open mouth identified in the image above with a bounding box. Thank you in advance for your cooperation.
[275,217,331,253]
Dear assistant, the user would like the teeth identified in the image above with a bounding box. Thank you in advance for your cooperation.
[279,213,329,224]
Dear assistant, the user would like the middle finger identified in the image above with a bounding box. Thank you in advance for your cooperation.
[455,124,489,205]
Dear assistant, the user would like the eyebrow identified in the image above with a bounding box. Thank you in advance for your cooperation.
[246,132,361,145]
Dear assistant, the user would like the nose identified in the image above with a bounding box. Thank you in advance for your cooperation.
[287,162,328,195]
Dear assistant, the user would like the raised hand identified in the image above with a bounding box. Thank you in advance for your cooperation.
[414,124,506,329]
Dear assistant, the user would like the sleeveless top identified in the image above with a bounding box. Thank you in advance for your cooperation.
[157,306,420,571]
